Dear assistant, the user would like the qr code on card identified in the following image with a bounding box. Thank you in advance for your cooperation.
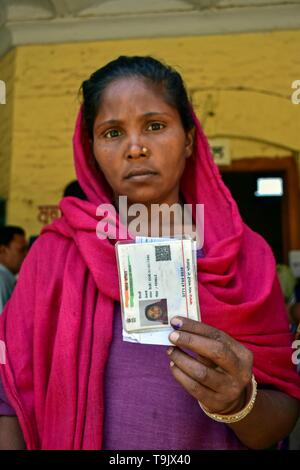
[155,245,171,262]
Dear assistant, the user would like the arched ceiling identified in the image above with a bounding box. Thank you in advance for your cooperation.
[0,0,300,56]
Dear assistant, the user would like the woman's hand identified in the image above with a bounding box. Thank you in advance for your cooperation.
[167,316,253,415]
[0,416,26,450]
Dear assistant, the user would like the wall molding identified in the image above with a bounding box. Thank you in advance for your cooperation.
[1,3,300,57]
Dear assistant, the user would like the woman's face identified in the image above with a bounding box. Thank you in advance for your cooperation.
[147,305,163,320]
[92,77,194,206]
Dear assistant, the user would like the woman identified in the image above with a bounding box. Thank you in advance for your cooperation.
[144,301,168,325]
[0,56,299,450]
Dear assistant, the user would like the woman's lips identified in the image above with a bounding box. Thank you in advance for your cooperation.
[124,171,158,181]
[126,173,157,182]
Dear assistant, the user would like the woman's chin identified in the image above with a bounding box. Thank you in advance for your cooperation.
[126,192,168,206]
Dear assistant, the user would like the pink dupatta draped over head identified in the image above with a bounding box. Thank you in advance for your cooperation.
[0,107,299,450]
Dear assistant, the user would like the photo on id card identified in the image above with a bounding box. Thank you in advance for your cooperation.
[115,238,200,333]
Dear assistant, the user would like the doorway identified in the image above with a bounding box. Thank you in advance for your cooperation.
[220,157,300,264]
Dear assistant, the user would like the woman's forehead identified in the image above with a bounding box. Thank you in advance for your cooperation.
[102,76,160,97]
[100,78,168,109]
[94,77,178,124]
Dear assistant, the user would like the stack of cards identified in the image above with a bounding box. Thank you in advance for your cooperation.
[115,237,201,345]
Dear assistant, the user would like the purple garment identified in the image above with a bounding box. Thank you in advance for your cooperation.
[103,247,246,450]
[0,375,15,416]
[102,304,247,450]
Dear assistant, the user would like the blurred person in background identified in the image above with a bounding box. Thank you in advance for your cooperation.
[0,226,28,313]
[289,280,300,341]
[277,264,300,341]
[63,180,87,200]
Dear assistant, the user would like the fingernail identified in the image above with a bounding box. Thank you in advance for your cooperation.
[170,361,175,367]
[170,317,183,330]
[169,331,179,343]
[166,347,174,356]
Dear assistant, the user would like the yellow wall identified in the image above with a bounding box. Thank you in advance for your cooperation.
[0,49,15,199]
[0,30,300,236]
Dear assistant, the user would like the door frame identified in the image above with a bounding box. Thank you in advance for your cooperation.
[219,157,300,263]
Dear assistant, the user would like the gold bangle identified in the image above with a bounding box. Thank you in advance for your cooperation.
[198,374,257,424]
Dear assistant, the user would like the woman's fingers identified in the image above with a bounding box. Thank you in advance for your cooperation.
[168,360,231,413]
[195,353,217,369]
[171,316,238,353]
[169,316,253,382]
[167,346,234,394]
[168,329,240,376]
[167,317,253,414]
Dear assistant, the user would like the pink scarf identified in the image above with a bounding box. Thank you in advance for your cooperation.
[1,108,299,450]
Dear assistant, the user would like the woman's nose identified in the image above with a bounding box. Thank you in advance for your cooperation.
[126,142,149,159]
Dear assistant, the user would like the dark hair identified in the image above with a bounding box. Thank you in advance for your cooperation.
[63,180,87,200]
[0,226,25,247]
[80,56,194,140]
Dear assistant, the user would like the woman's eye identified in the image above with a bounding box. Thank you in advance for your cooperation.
[104,129,122,139]
[147,122,165,131]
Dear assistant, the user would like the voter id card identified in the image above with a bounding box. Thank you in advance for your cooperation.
[115,238,200,333]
